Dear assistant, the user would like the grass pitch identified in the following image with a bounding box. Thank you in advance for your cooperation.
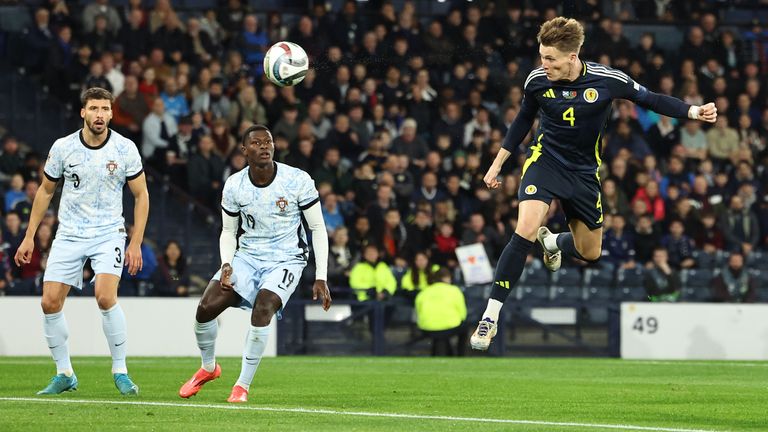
[0,356,765,431]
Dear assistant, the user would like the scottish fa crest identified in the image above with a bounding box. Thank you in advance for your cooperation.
[584,88,599,103]
[106,160,118,175]
[276,196,288,212]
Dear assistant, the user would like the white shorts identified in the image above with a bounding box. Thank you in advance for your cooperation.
[44,235,126,289]
[212,252,306,317]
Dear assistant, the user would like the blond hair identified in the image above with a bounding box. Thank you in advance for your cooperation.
[537,17,585,53]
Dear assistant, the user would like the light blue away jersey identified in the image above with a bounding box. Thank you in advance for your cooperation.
[44,129,143,240]
[221,162,320,263]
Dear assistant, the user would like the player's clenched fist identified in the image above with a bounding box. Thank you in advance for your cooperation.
[14,237,34,266]
[484,166,502,189]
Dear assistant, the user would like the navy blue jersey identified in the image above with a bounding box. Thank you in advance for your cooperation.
[506,61,687,172]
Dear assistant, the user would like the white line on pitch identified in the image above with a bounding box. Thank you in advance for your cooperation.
[0,397,720,432]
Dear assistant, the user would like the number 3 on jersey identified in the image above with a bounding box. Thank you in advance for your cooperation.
[562,107,575,127]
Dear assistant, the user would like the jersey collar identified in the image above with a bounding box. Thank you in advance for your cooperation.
[248,162,278,188]
[79,128,111,150]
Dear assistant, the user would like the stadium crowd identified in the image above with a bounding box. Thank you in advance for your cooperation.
[1,0,768,309]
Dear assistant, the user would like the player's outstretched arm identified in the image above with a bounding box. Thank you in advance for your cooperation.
[14,176,58,266]
[126,173,149,276]
[218,210,239,290]
[302,201,332,311]
[484,148,513,189]
[613,76,717,124]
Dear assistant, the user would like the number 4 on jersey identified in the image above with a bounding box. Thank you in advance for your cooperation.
[562,107,575,127]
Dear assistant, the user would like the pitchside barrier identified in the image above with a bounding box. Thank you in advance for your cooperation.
[0,297,277,357]
[620,302,768,360]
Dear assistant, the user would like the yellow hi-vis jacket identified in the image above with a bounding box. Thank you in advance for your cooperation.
[349,261,397,301]
[415,282,467,331]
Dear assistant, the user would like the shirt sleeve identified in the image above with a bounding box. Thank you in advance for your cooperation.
[43,140,64,182]
[607,71,690,119]
[297,171,320,210]
[501,79,541,153]
[125,140,144,180]
[221,176,239,216]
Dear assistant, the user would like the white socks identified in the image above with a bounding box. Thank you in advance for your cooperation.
[101,304,128,374]
[482,299,504,323]
[43,311,73,376]
[235,325,270,391]
[194,320,218,372]
[543,231,560,253]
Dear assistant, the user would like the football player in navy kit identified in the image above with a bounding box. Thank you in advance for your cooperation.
[471,17,716,350]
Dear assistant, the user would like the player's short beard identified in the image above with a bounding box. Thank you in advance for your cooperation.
[86,119,106,135]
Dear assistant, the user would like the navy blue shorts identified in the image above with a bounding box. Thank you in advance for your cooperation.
[518,149,604,230]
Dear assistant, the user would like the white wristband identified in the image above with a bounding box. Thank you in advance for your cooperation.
[688,105,700,120]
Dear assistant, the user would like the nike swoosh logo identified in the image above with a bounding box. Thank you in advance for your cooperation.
[245,356,258,361]
[48,345,59,349]
[115,341,126,347]
[68,164,81,168]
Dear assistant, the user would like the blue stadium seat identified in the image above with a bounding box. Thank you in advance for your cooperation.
[746,251,768,271]
[550,267,582,301]
[692,249,724,269]
[680,269,715,302]
[750,270,768,302]
[614,267,647,301]
[516,265,550,302]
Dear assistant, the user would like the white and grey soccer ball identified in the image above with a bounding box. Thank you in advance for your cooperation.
[263,41,309,87]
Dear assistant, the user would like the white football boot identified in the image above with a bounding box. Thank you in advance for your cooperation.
[537,226,562,272]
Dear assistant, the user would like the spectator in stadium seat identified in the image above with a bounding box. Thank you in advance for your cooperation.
[313,147,353,195]
[378,208,408,263]
[706,116,741,171]
[662,219,696,270]
[401,251,439,296]
[192,78,230,124]
[0,136,23,184]
[83,61,112,94]
[711,252,757,303]
[153,240,189,297]
[22,8,53,76]
[632,180,665,223]
[4,174,26,213]
[660,156,695,198]
[187,136,225,211]
[633,214,659,265]
[270,105,299,146]
[12,180,39,225]
[415,267,467,356]
[644,247,681,302]
[607,119,652,161]
[321,193,344,237]
[695,210,725,252]
[117,9,149,62]
[720,195,760,254]
[433,220,459,267]
[680,120,708,165]
[603,214,637,270]
[142,97,177,161]
[184,16,216,68]
[82,0,121,34]
[112,75,149,144]
[328,226,354,292]
[209,119,236,159]
[159,77,188,123]
[232,14,268,76]
[461,213,504,263]
[349,244,397,301]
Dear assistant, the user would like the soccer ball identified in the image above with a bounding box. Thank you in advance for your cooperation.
[263,41,309,87]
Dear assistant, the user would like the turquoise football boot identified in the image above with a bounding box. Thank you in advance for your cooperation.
[114,373,139,396]
[37,373,78,395]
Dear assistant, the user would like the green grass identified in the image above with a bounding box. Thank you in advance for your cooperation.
[0,356,766,431]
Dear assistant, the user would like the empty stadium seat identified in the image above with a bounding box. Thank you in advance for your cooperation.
[680,269,715,302]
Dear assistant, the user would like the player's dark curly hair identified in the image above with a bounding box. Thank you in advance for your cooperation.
[80,87,114,108]
[537,17,585,53]
[240,124,271,145]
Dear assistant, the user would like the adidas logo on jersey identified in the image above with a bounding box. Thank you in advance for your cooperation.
[542,89,556,98]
